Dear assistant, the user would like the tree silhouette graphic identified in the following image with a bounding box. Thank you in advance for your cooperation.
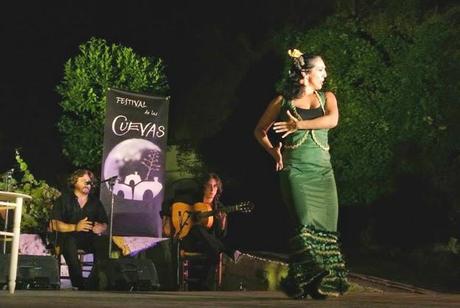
[141,149,161,180]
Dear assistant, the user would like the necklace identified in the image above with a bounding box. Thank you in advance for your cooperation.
[283,91,330,151]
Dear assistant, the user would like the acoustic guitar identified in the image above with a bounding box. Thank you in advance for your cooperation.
[170,201,254,239]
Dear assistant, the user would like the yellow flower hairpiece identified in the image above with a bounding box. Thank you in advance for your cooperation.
[288,49,303,58]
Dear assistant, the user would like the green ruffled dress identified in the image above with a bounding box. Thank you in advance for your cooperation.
[278,91,349,298]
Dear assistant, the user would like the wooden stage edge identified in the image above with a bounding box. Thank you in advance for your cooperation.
[1,290,460,307]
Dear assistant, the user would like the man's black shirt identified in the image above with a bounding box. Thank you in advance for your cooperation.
[52,192,108,225]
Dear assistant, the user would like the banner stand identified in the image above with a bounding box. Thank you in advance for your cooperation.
[100,88,169,238]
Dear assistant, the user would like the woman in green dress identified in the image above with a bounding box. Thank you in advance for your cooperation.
[254,49,349,299]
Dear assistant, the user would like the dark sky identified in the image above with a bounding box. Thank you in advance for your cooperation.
[1,0,337,250]
[0,0,335,183]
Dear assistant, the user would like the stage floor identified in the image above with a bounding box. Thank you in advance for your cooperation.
[1,290,460,307]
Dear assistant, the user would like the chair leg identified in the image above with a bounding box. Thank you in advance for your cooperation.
[78,252,93,278]
[216,252,223,290]
[178,250,223,291]
[181,259,189,291]
[55,254,63,281]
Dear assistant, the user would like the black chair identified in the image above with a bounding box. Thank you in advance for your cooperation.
[178,246,223,291]
[163,178,224,291]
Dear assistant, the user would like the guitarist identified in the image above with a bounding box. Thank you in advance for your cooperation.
[161,173,242,264]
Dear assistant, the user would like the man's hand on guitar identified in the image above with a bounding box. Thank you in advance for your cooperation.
[215,210,227,220]
[171,201,254,239]
[215,210,227,231]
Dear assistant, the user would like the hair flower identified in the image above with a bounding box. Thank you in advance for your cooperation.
[288,49,303,58]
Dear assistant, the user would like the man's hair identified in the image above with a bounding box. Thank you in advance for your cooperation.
[202,172,223,203]
[68,169,94,189]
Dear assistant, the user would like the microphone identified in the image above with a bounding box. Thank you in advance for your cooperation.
[99,175,119,184]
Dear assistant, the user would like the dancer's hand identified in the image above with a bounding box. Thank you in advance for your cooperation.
[273,110,299,138]
[269,142,283,171]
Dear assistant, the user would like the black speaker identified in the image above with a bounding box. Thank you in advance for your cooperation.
[221,253,288,291]
[0,254,60,290]
[105,257,160,291]
[144,238,178,291]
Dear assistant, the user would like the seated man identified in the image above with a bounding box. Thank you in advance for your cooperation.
[51,169,110,290]
[162,173,241,288]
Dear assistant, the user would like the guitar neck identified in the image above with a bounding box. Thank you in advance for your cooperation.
[196,205,242,219]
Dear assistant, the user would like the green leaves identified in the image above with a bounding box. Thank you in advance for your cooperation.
[56,37,169,169]
[0,151,61,233]
[274,1,460,206]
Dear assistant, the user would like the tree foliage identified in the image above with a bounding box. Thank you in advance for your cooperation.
[56,37,169,170]
[274,1,460,209]
[0,150,61,233]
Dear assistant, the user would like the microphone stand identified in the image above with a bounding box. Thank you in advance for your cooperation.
[100,176,118,259]
[174,211,195,241]
[173,209,195,289]
[2,170,13,192]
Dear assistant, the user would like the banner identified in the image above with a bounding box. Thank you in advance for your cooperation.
[100,88,169,236]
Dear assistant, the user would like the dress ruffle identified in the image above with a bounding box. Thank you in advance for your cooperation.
[280,225,349,299]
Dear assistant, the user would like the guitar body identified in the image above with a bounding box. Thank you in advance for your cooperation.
[193,202,214,229]
[171,202,213,239]
[171,201,254,239]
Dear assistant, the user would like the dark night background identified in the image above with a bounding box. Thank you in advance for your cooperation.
[0,0,341,252]
[1,0,459,279]
[0,0,335,176]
